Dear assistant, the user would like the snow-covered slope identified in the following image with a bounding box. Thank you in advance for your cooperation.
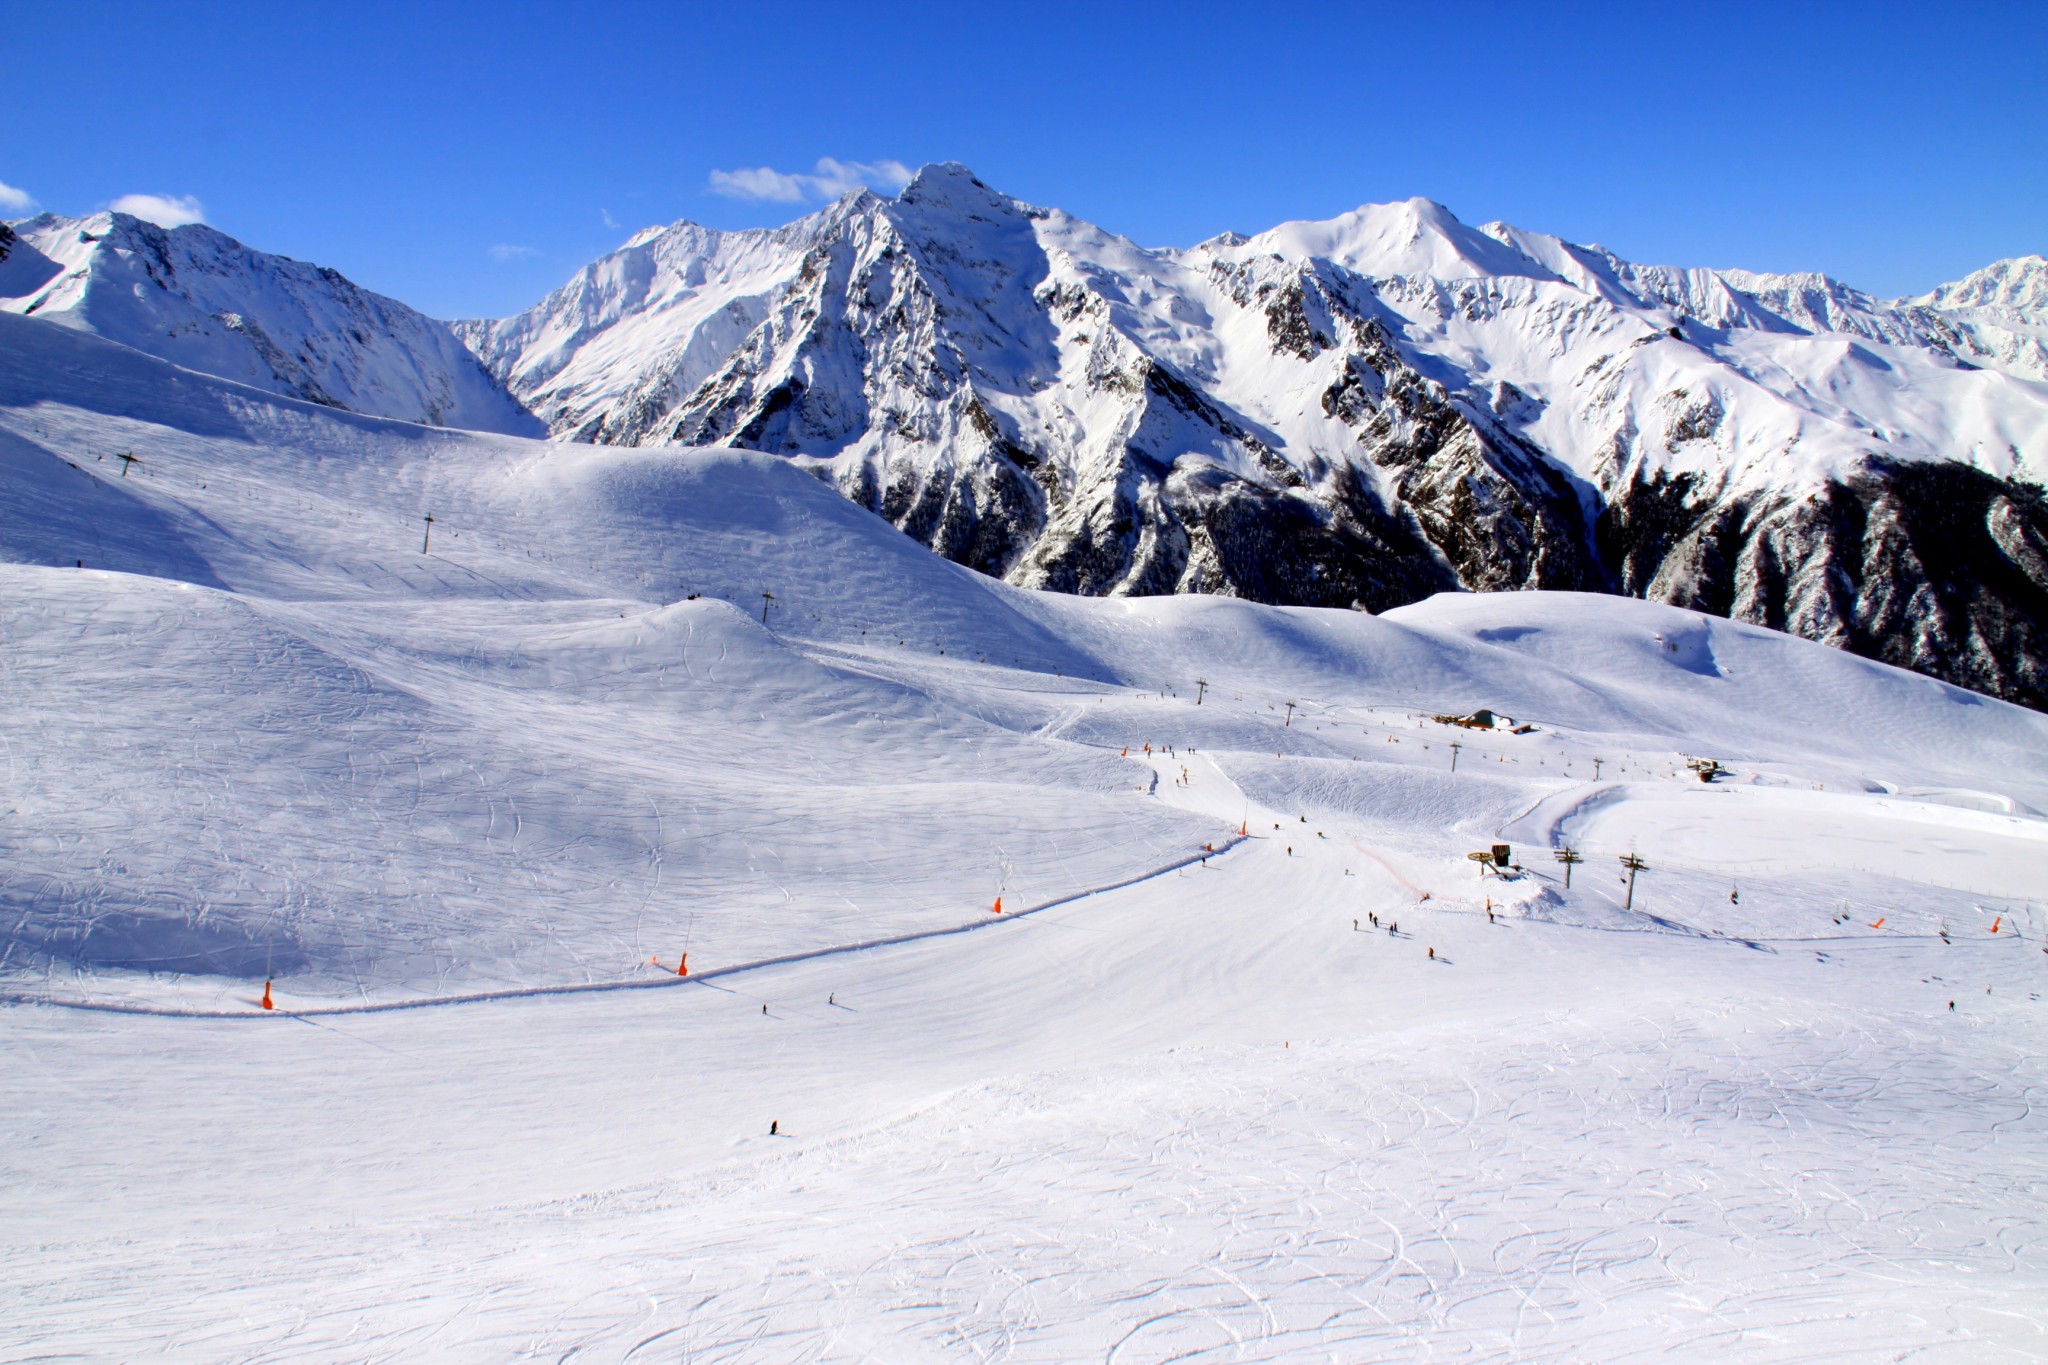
[0,211,540,434]
[461,167,2048,708]
[5,308,2047,1358]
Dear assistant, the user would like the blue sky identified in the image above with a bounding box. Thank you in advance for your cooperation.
[5,0,2042,319]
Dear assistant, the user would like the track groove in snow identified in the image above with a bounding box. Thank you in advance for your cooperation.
[0,835,1248,1020]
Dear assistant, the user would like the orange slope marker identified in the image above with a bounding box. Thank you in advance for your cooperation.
[260,980,274,1011]
[992,896,1003,915]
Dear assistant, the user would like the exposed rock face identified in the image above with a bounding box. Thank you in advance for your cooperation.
[1604,463,2048,707]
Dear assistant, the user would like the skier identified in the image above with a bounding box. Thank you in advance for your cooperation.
[1428,947,1435,960]
[770,1120,779,1135]
[1388,920,1398,936]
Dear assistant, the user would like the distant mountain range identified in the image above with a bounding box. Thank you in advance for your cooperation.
[7,166,2046,707]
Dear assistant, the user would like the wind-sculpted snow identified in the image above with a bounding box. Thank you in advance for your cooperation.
[4,301,2048,1360]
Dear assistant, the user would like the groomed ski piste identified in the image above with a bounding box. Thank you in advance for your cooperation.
[3,308,2046,1361]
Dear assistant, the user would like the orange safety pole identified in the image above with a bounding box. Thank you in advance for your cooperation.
[1991,916,2002,935]
[677,953,689,977]
[1870,917,1885,930]
[260,980,274,1011]
[992,896,1003,915]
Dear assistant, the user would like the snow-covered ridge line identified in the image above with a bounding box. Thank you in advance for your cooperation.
[0,210,540,434]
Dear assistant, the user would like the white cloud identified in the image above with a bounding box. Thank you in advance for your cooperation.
[110,193,206,228]
[488,243,541,264]
[601,208,620,230]
[0,180,37,215]
[806,158,914,197]
[707,166,809,203]
[707,158,914,204]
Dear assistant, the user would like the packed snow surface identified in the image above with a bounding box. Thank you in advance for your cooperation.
[3,313,2046,1360]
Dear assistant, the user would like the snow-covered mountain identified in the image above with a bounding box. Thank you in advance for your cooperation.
[7,175,2041,708]
[458,166,2048,709]
[0,211,540,434]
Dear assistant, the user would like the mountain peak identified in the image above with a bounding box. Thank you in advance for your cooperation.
[1919,254,2048,317]
[896,162,1002,209]
[1227,196,1549,282]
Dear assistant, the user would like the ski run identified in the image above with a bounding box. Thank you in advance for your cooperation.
[2,296,2046,1360]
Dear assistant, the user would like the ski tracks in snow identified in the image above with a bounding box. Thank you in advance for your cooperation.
[13,998,2040,1362]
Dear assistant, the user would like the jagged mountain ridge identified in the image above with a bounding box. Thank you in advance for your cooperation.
[0,211,539,435]
[460,165,2048,708]
[6,176,2043,707]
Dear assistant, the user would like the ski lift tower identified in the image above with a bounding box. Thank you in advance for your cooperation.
[1554,846,1583,888]
[1619,852,1648,910]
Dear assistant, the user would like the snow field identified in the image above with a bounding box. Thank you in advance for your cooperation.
[3,318,2046,1360]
